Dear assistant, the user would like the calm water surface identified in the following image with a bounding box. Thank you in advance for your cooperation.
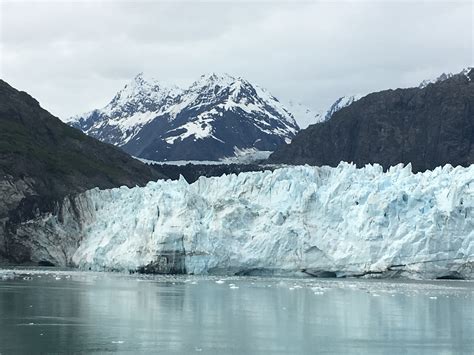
[0,268,473,354]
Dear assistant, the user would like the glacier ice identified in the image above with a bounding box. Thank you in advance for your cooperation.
[24,163,474,279]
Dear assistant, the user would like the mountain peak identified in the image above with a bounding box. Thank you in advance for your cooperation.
[419,66,473,88]
[133,71,146,82]
[69,73,300,160]
[463,67,473,81]
[324,94,363,120]
[202,72,239,81]
[191,72,242,90]
[113,73,182,105]
[124,72,159,91]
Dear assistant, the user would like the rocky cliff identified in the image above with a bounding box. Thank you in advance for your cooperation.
[269,68,474,172]
[0,80,164,263]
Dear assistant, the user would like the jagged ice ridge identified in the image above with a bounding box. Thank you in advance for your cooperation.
[22,163,474,279]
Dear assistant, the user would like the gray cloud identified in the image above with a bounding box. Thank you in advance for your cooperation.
[1,0,472,119]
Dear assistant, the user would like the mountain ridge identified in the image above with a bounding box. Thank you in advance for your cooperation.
[69,73,300,161]
[0,79,164,263]
[269,68,474,172]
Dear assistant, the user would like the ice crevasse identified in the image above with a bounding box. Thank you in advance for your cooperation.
[43,163,474,279]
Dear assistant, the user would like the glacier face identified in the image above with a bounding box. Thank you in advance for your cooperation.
[26,163,474,279]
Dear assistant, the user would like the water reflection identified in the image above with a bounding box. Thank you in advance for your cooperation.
[0,271,473,354]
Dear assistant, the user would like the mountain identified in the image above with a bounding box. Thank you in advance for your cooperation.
[419,67,473,88]
[269,68,474,172]
[67,73,182,147]
[323,94,363,121]
[285,100,325,128]
[285,95,365,129]
[69,73,300,161]
[0,79,164,263]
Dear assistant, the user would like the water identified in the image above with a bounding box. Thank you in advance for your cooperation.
[0,269,473,354]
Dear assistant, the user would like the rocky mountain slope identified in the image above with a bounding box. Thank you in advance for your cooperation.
[269,68,474,172]
[419,67,473,88]
[69,73,300,161]
[0,79,164,263]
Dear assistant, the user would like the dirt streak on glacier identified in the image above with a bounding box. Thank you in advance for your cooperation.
[14,163,474,279]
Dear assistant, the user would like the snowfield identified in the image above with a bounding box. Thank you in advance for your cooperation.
[24,163,474,279]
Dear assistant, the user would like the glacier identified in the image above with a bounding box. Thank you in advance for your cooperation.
[19,163,474,279]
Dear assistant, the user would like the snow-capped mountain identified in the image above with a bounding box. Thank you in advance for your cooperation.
[324,94,363,121]
[69,73,299,161]
[285,97,365,129]
[283,95,365,130]
[68,73,182,146]
[419,67,472,88]
[285,100,325,129]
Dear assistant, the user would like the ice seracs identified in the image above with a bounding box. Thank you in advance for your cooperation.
[23,163,474,280]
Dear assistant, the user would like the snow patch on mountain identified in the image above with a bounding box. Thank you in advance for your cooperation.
[285,101,325,129]
[284,95,366,129]
[324,94,364,121]
[165,109,224,144]
[69,73,182,145]
[419,67,473,88]
[31,163,471,279]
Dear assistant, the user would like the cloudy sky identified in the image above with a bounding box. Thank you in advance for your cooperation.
[1,0,472,121]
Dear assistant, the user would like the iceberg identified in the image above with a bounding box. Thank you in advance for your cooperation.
[18,163,474,279]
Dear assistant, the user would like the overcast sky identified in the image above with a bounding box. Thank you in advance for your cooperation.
[1,0,472,120]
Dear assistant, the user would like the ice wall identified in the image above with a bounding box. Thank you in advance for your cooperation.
[68,163,473,279]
